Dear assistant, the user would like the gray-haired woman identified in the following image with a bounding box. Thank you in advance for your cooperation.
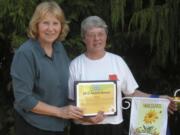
[68,16,177,135]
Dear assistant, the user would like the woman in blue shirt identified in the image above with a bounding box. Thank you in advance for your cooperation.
[11,1,83,135]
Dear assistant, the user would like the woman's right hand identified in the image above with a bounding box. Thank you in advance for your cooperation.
[58,105,83,119]
[77,111,105,124]
[88,111,105,124]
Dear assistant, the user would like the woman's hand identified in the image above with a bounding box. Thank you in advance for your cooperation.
[87,111,105,124]
[58,105,83,119]
[77,111,105,124]
[160,95,177,114]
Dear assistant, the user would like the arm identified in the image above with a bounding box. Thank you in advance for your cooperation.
[31,101,83,119]
[126,90,177,114]
[119,57,177,114]
[11,49,83,119]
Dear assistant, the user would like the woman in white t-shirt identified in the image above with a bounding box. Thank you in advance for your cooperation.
[68,16,177,135]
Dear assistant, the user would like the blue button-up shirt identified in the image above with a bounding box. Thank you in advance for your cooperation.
[11,39,69,131]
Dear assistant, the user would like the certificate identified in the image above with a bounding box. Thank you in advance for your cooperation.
[75,80,117,116]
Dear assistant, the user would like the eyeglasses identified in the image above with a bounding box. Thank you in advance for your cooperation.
[85,32,106,39]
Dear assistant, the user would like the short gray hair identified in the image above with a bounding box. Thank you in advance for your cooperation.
[81,16,108,38]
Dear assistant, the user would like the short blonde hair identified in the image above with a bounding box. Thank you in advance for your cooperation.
[28,1,69,41]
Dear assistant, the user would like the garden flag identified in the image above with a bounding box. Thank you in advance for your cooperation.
[129,97,169,135]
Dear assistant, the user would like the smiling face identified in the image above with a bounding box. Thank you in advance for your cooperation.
[37,13,61,45]
[83,27,107,56]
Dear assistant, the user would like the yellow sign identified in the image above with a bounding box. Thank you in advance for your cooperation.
[75,81,117,116]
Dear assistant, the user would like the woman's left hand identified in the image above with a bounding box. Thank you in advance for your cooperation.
[160,95,177,114]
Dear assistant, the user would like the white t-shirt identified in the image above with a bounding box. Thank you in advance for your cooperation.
[68,52,138,125]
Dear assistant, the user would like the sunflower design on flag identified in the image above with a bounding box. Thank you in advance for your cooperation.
[144,110,158,124]
[130,98,169,135]
[134,110,160,135]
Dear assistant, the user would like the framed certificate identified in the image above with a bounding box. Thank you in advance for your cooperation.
[74,80,117,116]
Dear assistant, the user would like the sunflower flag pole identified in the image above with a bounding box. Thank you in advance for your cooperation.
[128,97,170,135]
[174,89,180,102]
[121,97,132,110]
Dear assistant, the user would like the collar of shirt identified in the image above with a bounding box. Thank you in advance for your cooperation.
[31,39,61,59]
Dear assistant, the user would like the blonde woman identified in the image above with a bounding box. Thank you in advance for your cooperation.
[11,1,83,135]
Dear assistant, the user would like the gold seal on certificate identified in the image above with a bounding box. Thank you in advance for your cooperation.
[75,81,117,116]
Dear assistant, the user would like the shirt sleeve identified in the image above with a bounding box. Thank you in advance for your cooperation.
[10,50,38,111]
[120,58,139,95]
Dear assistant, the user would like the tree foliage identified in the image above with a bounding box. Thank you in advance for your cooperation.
[128,0,180,67]
[0,0,180,135]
